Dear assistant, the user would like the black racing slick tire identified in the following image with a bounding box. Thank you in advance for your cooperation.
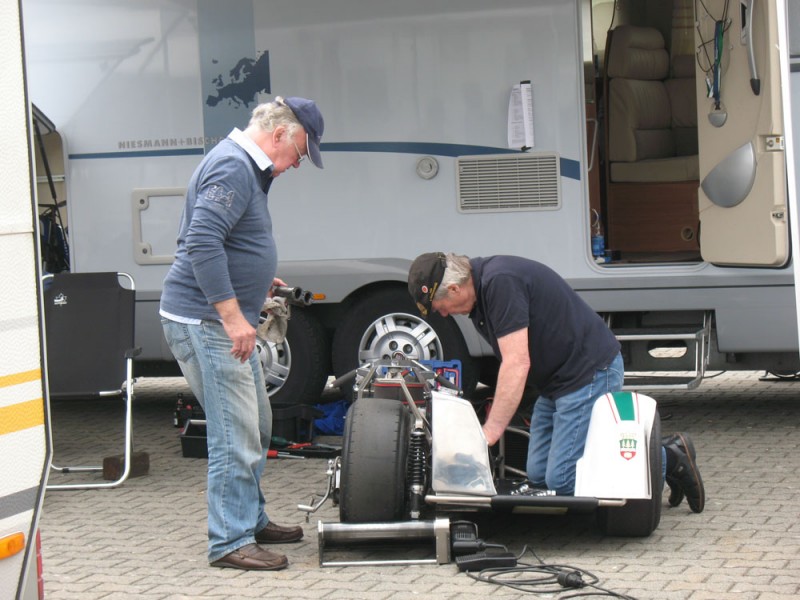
[339,398,412,523]
[257,306,330,405]
[596,410,663,537]
[331,287,478,397]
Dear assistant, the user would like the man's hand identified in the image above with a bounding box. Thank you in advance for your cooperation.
[268,277,287,297]
[214,298,256,362]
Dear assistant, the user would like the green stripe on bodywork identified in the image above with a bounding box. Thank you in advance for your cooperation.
[612,392,636,421]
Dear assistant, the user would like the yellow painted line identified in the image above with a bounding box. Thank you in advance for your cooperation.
[0,398,44,435]
[0,369,41,389]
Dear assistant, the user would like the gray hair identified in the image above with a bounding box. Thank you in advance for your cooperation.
[433,253,472,300]
[248,96,303,135]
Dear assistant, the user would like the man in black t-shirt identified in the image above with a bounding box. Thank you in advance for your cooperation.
[408,252,704,512]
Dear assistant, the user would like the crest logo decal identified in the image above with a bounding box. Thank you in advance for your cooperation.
[619,432,637,461]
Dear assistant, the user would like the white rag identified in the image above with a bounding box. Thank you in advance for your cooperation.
[257,297,290,343]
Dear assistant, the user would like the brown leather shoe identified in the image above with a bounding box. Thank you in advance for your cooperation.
[210,543,288,571]
[255,521,304,544]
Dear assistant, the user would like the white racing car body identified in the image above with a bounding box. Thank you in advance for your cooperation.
[303,359,663,538]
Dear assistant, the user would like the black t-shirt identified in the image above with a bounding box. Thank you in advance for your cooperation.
[468,256,620,399]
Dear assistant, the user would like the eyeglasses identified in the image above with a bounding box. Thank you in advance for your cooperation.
[291,138,306,165]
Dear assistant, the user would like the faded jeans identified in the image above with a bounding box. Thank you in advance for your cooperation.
[527,352,625,495]
[161,318,272,562]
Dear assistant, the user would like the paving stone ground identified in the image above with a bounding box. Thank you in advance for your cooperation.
[39,371,800,599]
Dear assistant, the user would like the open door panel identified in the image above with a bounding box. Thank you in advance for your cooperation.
[696,0,788,266]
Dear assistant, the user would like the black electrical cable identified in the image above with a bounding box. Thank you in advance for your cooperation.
[463,545,639,600]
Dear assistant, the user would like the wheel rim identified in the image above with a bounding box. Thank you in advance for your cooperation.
[255,319,291,397]
[358,312,444,363]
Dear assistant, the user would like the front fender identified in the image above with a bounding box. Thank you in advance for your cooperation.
[574,392,658,499]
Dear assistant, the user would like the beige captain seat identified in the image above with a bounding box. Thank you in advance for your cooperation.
[603,25,700,256]
[607,26,698,182]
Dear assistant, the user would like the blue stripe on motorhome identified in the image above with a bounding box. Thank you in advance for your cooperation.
[559,157,581,180]
[68,143,582,181]
[322,141,521,157]
[69,149,205,160]
[323,143,582,181]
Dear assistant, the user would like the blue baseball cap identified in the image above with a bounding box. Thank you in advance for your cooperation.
[283,96,324,169]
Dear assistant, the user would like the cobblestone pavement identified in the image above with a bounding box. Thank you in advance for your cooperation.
[39,371,800,599]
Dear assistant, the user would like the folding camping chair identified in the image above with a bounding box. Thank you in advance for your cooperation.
[42,272,142,489]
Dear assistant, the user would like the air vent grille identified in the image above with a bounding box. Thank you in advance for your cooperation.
[457,153,561,212]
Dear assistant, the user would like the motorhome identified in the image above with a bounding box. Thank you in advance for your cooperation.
[21,0,800,404]
[1,3,48,599]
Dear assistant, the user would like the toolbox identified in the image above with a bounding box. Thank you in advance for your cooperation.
[179,404,326,459]
[419,359,462,390]
[180,420,209,458]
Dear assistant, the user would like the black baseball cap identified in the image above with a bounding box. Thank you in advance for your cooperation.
[283,96,325,169]
[408,252,447,316]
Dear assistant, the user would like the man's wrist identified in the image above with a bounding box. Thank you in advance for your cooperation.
[483,421,506,445]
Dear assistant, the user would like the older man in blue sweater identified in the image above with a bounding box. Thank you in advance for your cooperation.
[160,96,323,571]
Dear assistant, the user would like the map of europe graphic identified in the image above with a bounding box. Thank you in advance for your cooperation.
[206,51,271,108]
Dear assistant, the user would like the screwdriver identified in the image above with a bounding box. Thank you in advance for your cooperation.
[267,449,305,459]
[270,435,295,447]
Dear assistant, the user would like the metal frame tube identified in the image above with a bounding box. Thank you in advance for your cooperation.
[318,518,451,567]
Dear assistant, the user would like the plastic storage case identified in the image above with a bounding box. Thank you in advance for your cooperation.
[180,420,209,459]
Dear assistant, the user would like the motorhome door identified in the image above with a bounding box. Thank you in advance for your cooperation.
[695,0,788,266]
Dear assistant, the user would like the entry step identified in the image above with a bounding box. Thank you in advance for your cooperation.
[611,326,705,342]
[622,374,702,391]
[608,311,712,392]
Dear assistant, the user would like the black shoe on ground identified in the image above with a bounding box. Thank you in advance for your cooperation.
[662,433,695,507]
[663,432,705,513]
[210,543,288,571]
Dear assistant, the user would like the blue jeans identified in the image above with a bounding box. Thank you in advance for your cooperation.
[161,318,272,562]
[527,352,625,495]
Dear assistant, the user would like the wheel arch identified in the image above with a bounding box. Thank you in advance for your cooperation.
[327,280,490,358]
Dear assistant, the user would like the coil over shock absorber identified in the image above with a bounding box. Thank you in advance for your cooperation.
[407,427,428,519]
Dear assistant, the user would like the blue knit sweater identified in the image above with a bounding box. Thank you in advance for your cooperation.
[160,135,277,326]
